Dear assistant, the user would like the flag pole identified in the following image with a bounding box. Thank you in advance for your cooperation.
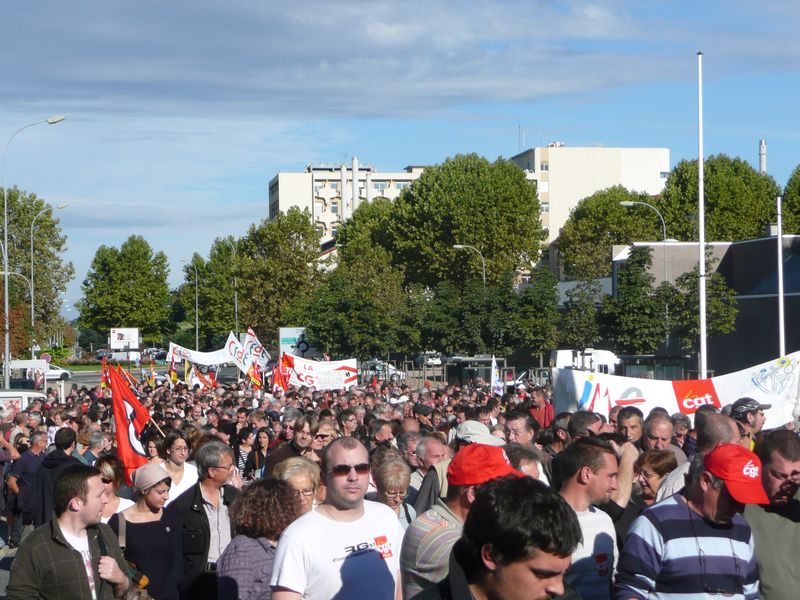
[697,51,708,379]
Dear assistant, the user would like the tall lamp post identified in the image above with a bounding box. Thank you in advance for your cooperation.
[453,244,486,293]
[3,115,65,387]
[30,204,68,358]
[182,259,199,351]
[620,200,670,348]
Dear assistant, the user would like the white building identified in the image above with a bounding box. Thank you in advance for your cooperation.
[268,158,425,243]
[509,143,670,268]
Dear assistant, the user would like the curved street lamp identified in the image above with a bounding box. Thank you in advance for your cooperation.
[453,244,486,293]
[4,115,65,386]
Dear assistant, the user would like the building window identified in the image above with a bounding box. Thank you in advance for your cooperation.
[395,181,410,190]
[331,223,340,238]
[541,202,550,213]
[316,223,326,236]
[373,181,387,191]
[540,162,549,171]
[330,201,339,216]
[331,181,338,191]
[660,171,669,178]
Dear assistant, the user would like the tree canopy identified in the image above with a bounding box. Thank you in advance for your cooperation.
[77,235,172,343]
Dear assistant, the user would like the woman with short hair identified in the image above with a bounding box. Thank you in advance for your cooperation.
[635,449,678,505]
[373,458,416,529]
[217,478,303,600]
[109,462,183,600]
[162,429,198,505]
[273,456,321,513]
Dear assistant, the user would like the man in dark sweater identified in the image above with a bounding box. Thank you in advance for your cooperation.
[32,427,80,527]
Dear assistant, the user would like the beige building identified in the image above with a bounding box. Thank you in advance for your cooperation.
[268,158,425,243]
[509,143,670,267]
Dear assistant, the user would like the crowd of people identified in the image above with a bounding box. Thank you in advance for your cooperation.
[0,375,797,600]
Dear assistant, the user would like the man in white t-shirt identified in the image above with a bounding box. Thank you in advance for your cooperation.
[272,437,404,600]
[8,463,130,599]
[558,437,619,600]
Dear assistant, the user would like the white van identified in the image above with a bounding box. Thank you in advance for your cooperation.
[0,390,48,413]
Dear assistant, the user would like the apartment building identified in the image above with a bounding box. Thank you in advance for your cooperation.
[268,157,425,243]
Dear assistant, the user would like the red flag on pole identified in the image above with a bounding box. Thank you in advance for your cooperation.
[100,357,111,388]
[108,366,149,485]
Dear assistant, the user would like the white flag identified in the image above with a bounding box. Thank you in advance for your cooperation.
[491,355,503,396]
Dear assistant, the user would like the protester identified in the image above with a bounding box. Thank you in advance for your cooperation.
[272,457,322,514]
[373,458,417,530]
[243,426,271,480]
[95,455,135,523]
[410,477,582,600]
[8,464,131,599]
[217,478,303,600]
[271,437,404,600]
[32,427,81,527]
[6,430,41,545]
[614,444,766,599]
[634,449,677,506]
[110,462,182,600]
[162,430,199,506]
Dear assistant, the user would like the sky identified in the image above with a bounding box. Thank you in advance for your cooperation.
[2,1,799,320]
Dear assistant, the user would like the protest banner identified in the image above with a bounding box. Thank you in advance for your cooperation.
[281,352,357,390]
[552,352,800,428]
[166,342,229,366]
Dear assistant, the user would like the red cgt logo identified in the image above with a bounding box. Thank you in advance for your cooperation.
[672,379,720,415]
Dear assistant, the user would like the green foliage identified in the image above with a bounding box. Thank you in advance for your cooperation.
[237,208,322,347]
[302,241,411,360]
[782,165,800,234]
[385,154,544,288]
[515,268,560,355]
[671,262,738,352]
[557,186,663,279]
[77,235,172,343]
[601,247,667,354]
[558,281,603,349]
[0,187,74,345]
[660,155,781,241]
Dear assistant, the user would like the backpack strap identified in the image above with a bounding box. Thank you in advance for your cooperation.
[117,511,127,551]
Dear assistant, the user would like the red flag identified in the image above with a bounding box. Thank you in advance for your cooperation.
[272,353,289,392]
[100,357,111,388]
[247,362,262,389]
[108,366,149,485]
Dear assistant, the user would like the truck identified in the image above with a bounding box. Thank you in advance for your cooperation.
[549,348,621,375]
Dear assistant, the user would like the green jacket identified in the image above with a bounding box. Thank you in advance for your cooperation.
[8,518,131,600]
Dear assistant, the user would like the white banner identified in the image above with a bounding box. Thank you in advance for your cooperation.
[166,342,229,366]
[552,352,800,429]
[282,352,357,390]
[243,327,270,367]
[225,333,258,376]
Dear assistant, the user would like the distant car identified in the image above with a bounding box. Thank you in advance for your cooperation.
[96,349,112,361]
[45,365,72,381]
[360,360,406,383]
[415,352,442,368]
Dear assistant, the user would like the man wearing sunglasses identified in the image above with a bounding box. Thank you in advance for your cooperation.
[271,437,404,600]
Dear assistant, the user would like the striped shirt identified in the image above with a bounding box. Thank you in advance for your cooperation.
[400,499,462,599]
[614,494,759,600]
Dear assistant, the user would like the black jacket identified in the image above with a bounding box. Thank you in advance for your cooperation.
[167,481,239,600]
[32,450,81,527]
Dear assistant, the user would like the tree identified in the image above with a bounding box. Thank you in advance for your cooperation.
[601,247,667,354]
[782,165,800,234]
[511,268,560,356]
[385,154,544,288]
[77,235,172,343]
[557,186,663,279]
[671,262,738,352]
[558,281,603,349]
[303,241,412,360]
[237,208,322,347]
[0,187,74,350]
[659,154,781,241]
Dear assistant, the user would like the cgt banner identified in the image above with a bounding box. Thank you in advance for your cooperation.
[281,352,357,390]
[166,342,229,366]
[552,352,800,429]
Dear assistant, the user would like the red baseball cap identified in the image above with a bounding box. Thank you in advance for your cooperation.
[447,444,525,486]
[703,443,769,504]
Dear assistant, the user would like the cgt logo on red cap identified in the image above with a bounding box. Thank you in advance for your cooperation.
[672,380,720,415]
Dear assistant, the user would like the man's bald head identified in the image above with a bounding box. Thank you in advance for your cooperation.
[696,413,740,453]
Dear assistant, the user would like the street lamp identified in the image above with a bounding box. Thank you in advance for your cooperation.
[182,259,199,351]
[30,203,68,358]
[226,239,239,339]
[620,200,670,348]
[3,115,65,387]
[453,244,486,292]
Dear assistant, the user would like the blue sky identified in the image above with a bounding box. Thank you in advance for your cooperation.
[1,1,799,319]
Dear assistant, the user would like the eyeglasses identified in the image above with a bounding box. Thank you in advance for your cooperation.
[101,477,113,485]
[381,490,407,499]
[212,463,234,471]
[296,488,316,496]
[170,445,189,453]
[329,463,370,476]
[315,433,333,440]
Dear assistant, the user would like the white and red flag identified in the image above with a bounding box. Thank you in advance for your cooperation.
[109,366,149,484]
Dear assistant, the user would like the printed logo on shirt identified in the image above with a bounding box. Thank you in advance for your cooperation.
[373,535,393,559]
[595,552,610,577]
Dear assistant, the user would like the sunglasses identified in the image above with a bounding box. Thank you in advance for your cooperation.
[101,477,113,485]
[329,463,370,477]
